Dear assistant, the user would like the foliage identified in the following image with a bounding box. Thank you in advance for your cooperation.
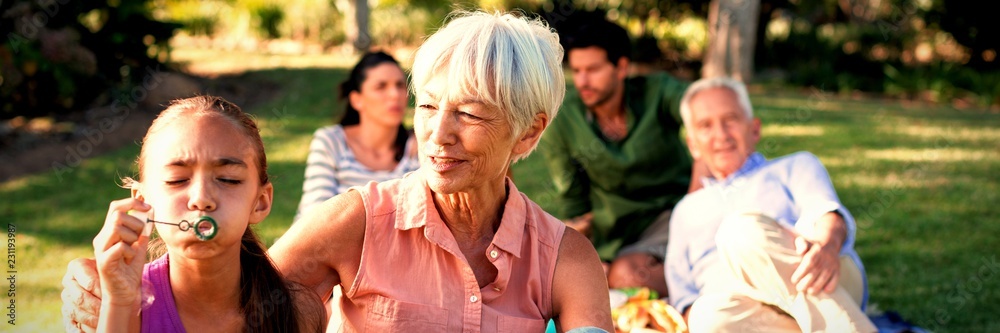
[9,0,992,116]
[155,0,221,36]
[518,0,709,70]
[153,0,454,48]
[519,0,1000,106]
[252,4,284,39]
[369,3,443,47]
[929,1,999,71]
[756,0,999,106]
[0,0,179,120]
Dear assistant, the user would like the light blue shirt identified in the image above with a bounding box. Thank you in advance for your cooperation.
[665,152,866,313]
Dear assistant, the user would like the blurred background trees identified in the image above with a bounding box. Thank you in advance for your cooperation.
[2,0,997,122]
[1,0,177,120]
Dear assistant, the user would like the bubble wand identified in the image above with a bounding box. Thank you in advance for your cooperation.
[129,209,218,241]
[127,208,219,313]
[145,216,218,241]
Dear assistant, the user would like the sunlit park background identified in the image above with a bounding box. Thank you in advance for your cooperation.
[1,0,998,331]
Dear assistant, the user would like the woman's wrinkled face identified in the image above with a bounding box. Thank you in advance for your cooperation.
[414,77,519,194]
[351,63,408,128]
[136,114,272,259]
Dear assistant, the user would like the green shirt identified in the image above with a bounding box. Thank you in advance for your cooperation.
[538,73,692,260]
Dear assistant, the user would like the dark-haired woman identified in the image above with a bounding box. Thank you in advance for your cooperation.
[294,51,420,222]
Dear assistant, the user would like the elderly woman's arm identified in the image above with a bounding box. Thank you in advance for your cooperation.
[269,190,366,300]
[552,228,615,331]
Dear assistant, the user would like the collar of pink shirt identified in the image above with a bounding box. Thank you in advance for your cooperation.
[392,174,529,259]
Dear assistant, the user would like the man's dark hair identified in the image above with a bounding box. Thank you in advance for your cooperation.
[564,19,631,64]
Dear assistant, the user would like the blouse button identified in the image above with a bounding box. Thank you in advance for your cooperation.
[489,250,499,259]
[470,295,479,303]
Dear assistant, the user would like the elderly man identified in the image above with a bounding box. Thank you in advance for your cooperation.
[665,77,877,332]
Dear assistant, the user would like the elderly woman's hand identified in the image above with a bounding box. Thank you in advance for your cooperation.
[61,258,102,333]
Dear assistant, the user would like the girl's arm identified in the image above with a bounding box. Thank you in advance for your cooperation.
[94,198,151,333]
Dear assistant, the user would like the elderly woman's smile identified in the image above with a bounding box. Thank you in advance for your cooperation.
[427,156,464,169]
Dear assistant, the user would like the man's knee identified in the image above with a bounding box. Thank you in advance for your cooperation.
[715,213,781,255]
[687,293,747,333]
[688,293,798,333]
[607,253,662,289]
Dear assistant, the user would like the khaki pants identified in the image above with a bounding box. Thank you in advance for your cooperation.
[687,213,877,333]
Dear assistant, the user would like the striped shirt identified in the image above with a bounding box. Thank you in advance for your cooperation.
[294,125,420,222]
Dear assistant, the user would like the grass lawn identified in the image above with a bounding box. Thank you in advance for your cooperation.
[2,48,998,332]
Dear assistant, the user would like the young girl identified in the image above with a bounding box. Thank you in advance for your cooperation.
[93,96,326,332]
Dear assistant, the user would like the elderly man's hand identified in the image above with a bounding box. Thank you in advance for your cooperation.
[790,237,840,295]
[61,258,102,333]
[790,211,847,295]
[564,212,593,238]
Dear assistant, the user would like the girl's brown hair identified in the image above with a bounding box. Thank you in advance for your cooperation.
[133,96,314,332]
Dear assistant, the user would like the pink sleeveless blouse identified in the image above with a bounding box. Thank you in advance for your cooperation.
[337,173,566,332]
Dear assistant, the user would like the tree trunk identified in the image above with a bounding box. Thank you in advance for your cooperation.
[702,0,760,82]
[343,0,371,53]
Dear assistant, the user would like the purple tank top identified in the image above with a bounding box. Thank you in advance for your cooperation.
[141,255,186,333]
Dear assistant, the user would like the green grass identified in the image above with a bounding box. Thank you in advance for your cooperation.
[3,59,999,332]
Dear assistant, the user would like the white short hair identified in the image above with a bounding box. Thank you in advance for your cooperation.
[680,77,754,128]
[410,11,565,162]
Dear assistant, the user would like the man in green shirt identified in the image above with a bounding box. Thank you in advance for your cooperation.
[538,20,705,296]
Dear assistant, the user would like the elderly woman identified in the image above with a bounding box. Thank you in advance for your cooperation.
[62,11,613,332]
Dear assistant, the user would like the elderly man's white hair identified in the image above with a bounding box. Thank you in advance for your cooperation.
[410,10,565,162]
[679,77,754,128]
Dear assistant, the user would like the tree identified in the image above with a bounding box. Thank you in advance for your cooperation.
[342,0,371,52]
[702,0,760,81]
